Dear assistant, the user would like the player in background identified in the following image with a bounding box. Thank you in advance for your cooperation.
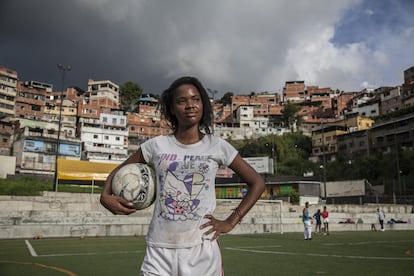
[377,208,386,231]
[313,209,322,233]
[302,201,312,240]
[100,76,265,275]
[322,205,329,235]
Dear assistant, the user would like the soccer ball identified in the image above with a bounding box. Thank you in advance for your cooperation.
[111,163,156,210]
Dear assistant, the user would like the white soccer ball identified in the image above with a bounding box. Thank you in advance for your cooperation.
[111,163,156,210]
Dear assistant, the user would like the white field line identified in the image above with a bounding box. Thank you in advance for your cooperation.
[24,239,143,258]
[36,250,143,258]
[225,247,414,261]
[24,240,38,257]
[323,239,414,246]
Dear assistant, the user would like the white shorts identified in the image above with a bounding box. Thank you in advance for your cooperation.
[323,217,329,223]
[141,239,223,276]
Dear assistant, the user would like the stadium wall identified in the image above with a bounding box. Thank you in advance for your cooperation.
[0,192,413,239]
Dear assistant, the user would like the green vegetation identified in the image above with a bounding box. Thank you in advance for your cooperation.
[1,231,413,275]
[231,132,414,198]
[280,101,301,130]
[119,81,143,111]
[230,132,317,177]
[0,177,102,196]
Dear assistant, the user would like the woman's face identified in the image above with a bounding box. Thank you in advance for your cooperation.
[171,84,203,129]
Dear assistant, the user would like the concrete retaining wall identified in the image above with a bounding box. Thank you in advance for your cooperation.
[0,192,413,239]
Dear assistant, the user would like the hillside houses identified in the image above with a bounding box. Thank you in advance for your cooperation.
[0,64,413,177]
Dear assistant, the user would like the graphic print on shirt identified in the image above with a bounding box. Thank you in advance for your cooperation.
[158,155,212,221]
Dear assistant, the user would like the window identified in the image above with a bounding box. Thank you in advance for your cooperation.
[93,134,98,139]
[32,105,41,111]
[104,136,109,140]
[115,137,120,141]
[26,141,35,147]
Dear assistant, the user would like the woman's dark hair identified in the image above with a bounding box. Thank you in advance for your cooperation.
[160,76,213,134]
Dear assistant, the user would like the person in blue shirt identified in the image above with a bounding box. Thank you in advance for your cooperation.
[313,209,322,233]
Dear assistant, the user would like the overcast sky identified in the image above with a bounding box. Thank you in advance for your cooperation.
[1,0,413,97]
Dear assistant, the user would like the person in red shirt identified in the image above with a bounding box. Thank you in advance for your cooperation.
[321,205,329,235]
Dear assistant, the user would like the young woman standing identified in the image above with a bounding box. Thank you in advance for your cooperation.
[100,76,265,275]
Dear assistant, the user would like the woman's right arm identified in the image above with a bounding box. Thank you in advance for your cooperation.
[100,148,146,215]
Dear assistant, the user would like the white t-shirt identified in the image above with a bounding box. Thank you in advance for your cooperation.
[140,134,238,248]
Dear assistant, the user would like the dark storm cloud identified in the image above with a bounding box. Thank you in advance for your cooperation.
[0,0,164,93]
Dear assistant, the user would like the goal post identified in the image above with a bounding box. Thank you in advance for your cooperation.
[260,199,284,234]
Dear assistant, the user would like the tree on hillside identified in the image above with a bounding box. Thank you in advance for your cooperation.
[120,81,143,111]
[281,102,301,131]
[220,92,234,105]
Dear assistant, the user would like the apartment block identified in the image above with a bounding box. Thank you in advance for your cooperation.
[13,118,81,174]
[283,81,305,102]
[0,119,19,155]
[332,92,357,116]
[15,80,50,120]
[75,80,119,121]
[311,125,348,162]
[337,129,371,159]
[402,66,414,108]
[370,112,414,155]
[81,111,128,163]
[380,86,402,115]
[0,66,18,117]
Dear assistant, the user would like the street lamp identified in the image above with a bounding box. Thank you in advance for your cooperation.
[53,64,71,192]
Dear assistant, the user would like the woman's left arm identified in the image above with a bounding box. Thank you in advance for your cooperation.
[200,154,265,239]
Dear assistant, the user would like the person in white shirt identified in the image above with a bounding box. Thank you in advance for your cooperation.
[100,76,265,275]
[377,208,386,231]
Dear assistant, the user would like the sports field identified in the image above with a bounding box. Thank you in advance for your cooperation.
[1,231,413,275]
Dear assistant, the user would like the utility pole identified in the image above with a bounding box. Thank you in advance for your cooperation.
[207,88,218,134]
[54,64,71,192]
[272,134,277,175]
[321,121,327,200]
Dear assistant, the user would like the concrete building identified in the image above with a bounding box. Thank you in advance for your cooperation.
[15,81,50,121]
[311,125,348,162]
[127,95,171,154]
[337,129,371,159]
[369,112,414,155]
[0,66,18,118]
[283,81,305,102]
[402,66,414,108]
[13,118,81,174]
[81,111,128,163]
[0,118,19,156]
[380,86,402,115]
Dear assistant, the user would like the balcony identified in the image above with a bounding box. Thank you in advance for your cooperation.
[82,126,128,136]
[84,145,127,155]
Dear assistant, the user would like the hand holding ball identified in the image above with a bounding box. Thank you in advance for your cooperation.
[111,163,156,210]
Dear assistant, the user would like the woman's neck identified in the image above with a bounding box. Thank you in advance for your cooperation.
[174,127,204,145]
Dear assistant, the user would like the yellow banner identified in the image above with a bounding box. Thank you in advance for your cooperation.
[57,159,118,181]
